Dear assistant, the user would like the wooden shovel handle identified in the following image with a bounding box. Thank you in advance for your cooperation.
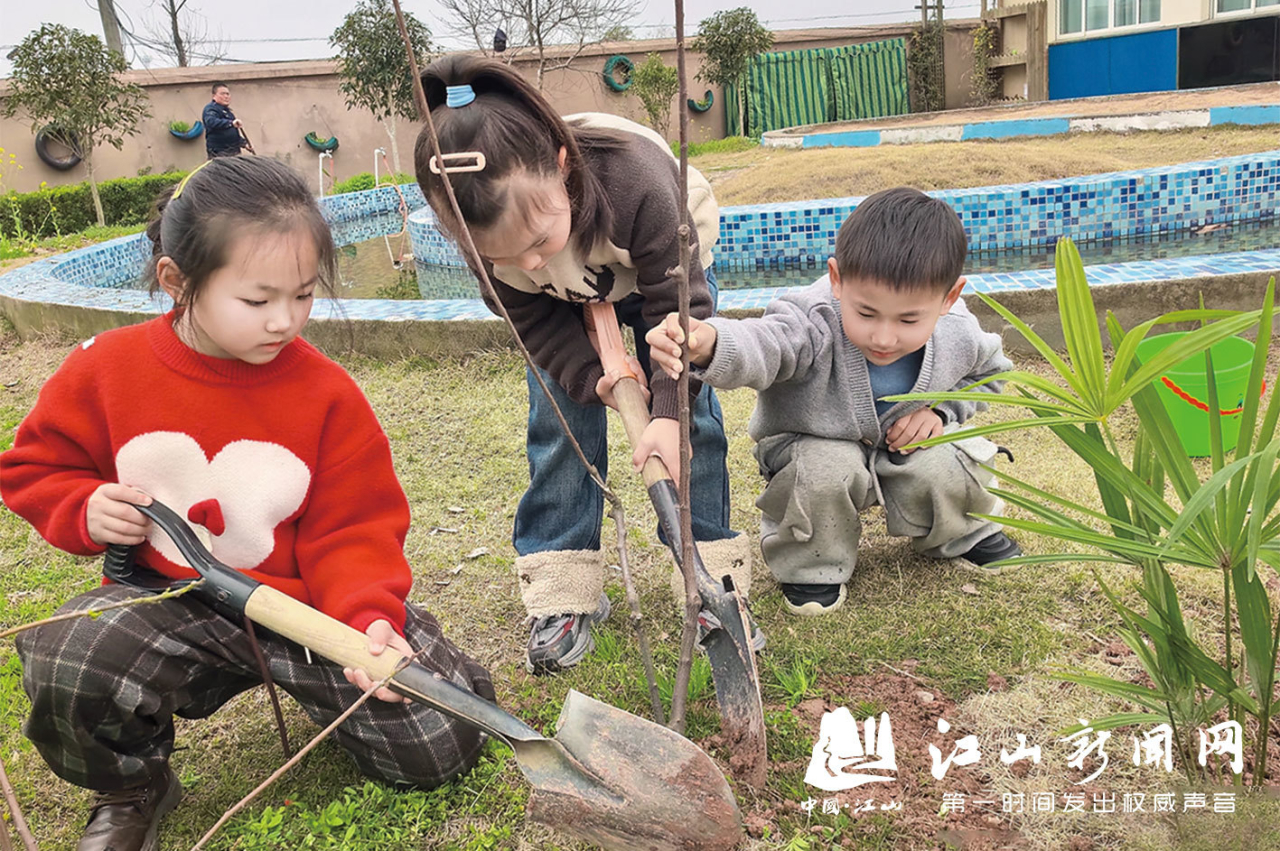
[243,584,542,742]
[587,302,670,488]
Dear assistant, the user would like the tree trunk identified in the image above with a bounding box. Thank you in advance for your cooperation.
[85,148,105,227]
[170,5,189,66]
[385,93,402,174]
[736,73,746,137]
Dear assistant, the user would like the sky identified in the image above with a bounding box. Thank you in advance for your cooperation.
[1,0,984,77]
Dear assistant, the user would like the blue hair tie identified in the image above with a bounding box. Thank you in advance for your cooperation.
[446,85,476,108]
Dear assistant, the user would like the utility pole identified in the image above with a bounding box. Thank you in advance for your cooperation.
[937,0,946,109]
[98,0,125,57]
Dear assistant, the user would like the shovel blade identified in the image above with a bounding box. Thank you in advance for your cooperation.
[525,690,743,851]
[646,480,768,790]
[699,588,768,790]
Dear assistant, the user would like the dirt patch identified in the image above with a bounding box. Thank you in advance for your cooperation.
[701,673,1074,850]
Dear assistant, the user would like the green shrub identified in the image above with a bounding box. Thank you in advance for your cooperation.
[1,171,186,239]
[671,136,759,158]
[331,171,416,195]
[168,120,191,133]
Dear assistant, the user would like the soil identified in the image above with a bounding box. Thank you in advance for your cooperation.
[772,81,1280,135]
[703,672,1042,850]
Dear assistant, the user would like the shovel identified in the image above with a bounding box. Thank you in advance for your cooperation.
[586,302,767,789]
[108,500,743,851]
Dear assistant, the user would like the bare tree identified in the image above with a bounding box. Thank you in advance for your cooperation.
[144,0,226,66]
[439,0,641,87]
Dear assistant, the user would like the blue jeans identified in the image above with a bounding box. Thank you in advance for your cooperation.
[513,269,735,555]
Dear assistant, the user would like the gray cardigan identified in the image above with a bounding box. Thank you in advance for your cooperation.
[699,278,1013,445]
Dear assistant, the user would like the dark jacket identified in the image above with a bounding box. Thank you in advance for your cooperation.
[202,101,244,156]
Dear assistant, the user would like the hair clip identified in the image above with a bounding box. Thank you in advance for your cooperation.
[446,84,476,108]
[172,160,213,199]
[428,152,487,175]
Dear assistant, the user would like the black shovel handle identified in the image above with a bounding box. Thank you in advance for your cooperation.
[114,501,544,745]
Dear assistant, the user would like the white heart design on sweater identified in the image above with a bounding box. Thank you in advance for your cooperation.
[115,431,311,570]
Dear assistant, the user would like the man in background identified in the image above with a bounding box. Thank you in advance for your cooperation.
[202,82,253,159]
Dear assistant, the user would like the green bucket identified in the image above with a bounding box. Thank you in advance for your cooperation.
[1135,332,1256,457]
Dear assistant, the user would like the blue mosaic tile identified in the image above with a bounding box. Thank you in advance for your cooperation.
[4,158,1280,328]
[408,148,1280,279]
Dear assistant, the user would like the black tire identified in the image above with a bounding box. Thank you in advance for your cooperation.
[35,126,82,171]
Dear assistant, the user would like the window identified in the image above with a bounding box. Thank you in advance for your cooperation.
[1062,0,1083,32]
[1063,0,1161,33]
[1087,0,1110,29]
[1217,0,1280,10]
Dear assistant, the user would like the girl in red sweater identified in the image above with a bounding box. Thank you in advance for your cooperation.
[0,157,492,851]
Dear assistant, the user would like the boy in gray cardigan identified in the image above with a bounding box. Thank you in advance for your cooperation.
[646,187,1020,616]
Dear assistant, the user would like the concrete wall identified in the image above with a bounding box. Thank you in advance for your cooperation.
[0,24,983,194]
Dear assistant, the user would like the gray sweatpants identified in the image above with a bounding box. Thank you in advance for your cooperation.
[753,429,1004,585]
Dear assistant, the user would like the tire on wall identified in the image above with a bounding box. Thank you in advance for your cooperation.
[305,132,340,152]
[688,90,714,113]
[35,126,82,171]
[603,55,634,92]
[169,121,205,140]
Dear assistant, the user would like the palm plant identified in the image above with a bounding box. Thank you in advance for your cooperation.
[888,239,1276,784]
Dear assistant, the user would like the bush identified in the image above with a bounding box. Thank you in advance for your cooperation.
[671,136,759,158]
[1,171,186,239]
[331,171,416,195]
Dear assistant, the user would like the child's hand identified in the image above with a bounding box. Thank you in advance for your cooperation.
[343,619,413,703]
[595,355,650,410]
[633,416,684,482]
[86,483,153,546]
[644,313,717,378]
[886,408,944,455]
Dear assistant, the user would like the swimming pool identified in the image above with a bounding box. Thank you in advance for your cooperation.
[2,151,1277,337]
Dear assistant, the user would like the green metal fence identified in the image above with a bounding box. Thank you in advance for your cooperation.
[726,38,909,137]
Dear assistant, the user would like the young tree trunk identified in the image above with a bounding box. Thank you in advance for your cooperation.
[385,92,402,173]
[85,147,105,227]
[737,74,747,136]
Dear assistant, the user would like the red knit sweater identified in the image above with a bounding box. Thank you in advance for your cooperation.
[0,314,413,635]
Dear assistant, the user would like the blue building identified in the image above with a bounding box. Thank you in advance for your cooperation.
[1003,0,1280,99]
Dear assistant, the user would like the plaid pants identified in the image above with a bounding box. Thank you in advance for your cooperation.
[15,584,494,792]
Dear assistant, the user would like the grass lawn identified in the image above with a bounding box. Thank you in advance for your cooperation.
[1,316,1276,850]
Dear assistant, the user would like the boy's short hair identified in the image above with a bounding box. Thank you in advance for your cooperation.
[211,82,228,94]
[834,187,966,293]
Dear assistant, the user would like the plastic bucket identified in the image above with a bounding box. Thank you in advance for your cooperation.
[1135,332,1256,457]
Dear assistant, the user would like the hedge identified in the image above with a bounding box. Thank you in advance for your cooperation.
[330,171,416,195]
[1,171,187,240]
[0,169,421,241]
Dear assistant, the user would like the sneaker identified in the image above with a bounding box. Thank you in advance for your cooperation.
[525,592,611,675]
[780,583,847,617]
[697,606,767,652]
[77,765,182,851]
[959,531,1022,574]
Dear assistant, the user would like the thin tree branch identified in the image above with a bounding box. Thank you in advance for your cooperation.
[666,0,699,738]
[0,580,207,641]
[0,755,37,851]
[611,502,665,724]
[189,650,427,851]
